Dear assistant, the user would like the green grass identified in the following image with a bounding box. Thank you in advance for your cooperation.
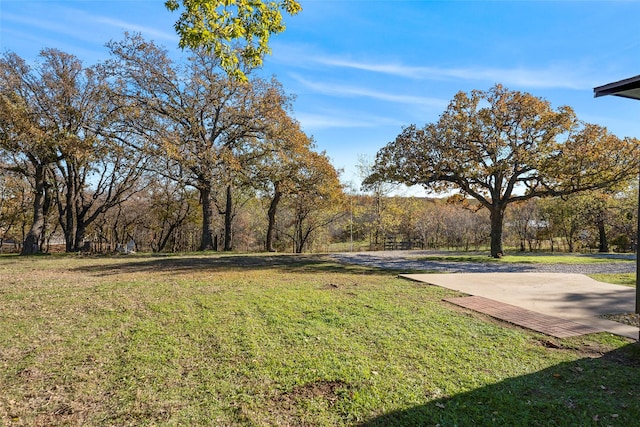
[589,273,637,287]
[416,253,635,264]
[0,253,638,426]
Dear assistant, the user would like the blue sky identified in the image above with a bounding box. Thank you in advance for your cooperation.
[2,1,640,193]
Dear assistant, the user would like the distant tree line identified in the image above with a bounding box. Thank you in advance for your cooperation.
[1,168,637,254]
[341,185,637,254]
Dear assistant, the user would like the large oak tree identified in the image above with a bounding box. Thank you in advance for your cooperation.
[365,85,640,257]
[0,49,148,254]
[0,52,62,254]
[107,34,291,251]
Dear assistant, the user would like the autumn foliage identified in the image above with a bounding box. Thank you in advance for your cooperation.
[366,85,640,257]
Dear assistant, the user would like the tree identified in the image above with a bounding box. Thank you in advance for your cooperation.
[365,84,640,257]
[143,177,196,252]
[250,108,315,252]
[46,50,148,252]
[576,191,612,253]
[539,182,638,253]
[0,169,30,252]
[0,51,66,254]
[414,199,444,249]
[280,151,344,253]
[608,181,639,252]
[359,155,400,250]
[506,200,534,251]
[0,49,148,254]
[444,195,490,251]
[165,0,302,80]
[107,34,290,251]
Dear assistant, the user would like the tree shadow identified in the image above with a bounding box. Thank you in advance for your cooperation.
[71,253,407,277]
[538,290,636,316]
[361,342,640,426]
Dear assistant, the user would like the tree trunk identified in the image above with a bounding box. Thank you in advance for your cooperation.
[597,220,609,253]
[295,218,304,253]
[266,185,282,252]
[64,168,77,252]
[223,184,233,251]
[74,221,87,252]
[157,226,172,252]
[21,165,47,255]
[199,185,216,251]
[489,205,505,258]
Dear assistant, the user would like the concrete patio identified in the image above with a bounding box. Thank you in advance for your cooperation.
[401,273,638,340]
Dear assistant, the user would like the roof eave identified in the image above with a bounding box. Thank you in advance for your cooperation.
[594,74,640,99]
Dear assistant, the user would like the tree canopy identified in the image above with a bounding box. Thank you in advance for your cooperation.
[165,0,302,80]
[0,49,150,254]
[106,34,296,251]
[365,84,640,257]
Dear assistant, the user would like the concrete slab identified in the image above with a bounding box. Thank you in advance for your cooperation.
[401,273,638,340]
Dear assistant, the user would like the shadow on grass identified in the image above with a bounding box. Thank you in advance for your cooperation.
[71,253,411,276]
[361,342,640,426]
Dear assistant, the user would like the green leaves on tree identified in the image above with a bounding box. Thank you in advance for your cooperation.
[165,0,302,80]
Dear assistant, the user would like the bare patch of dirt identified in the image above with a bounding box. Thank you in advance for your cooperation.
[276,380,352,410]
[288,380,350,402]
[531,338,565,349]
[267,380,353,426]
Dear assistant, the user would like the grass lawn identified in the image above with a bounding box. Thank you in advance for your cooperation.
[1,253,638,426]
[589,273,637,287]
[415,252,636,264]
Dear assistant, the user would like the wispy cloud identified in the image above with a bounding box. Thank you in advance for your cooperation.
[294,113,374,130]
[290,74,448,108]
[2,12,85,41]
[312,56,596,90]
[271,45,597,91]
[312,57,427,79]
[2,7,176,45]
[89,16,177,42]
[294,111,402,131]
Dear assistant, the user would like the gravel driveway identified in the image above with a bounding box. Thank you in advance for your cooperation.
[331,250,637,274]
